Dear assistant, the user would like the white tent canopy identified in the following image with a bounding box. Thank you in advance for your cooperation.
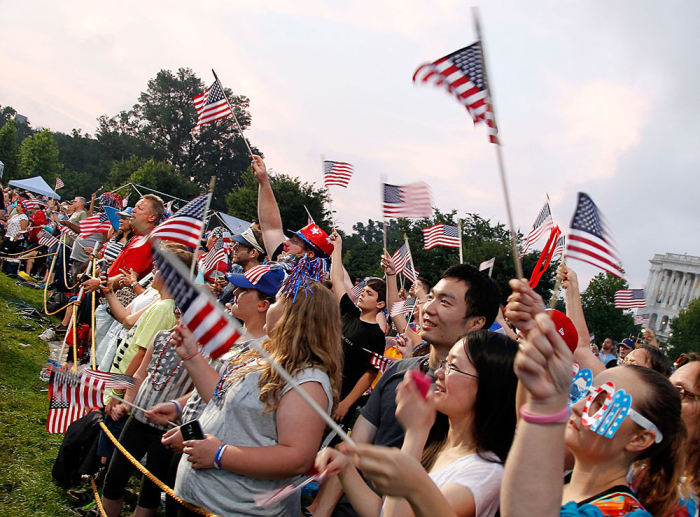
[8,176,61,200]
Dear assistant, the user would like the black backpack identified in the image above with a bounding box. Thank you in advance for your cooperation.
[52,410,103,487]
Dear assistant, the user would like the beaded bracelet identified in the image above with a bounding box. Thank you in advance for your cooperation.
[214,444,228,470]
[519,404,571,425]
[169,400,182,418]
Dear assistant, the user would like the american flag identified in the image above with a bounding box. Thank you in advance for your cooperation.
[383,182,433,219]
[390,297,417,317]
[392,242,412,274]
[245,264,271,285]
[566,193,624,279]
[520,202,554,257]
[634,314,650,326]
[350,279,366,300]
[193,81,233,130]
[615,289,646,309]
[46,367,115,433]
[55,177,64,190]
[363,349,394,374]
[402,257,419,284]
[323,161,354,188]
[413,42,498,144]
[58,224,79,240]
[200,238,227,276]
[151,193,210,249]
[79,213,112,238]
[152,243,242,360]
[479,257,495,272]
[423,224,460,250]
[552,234,566,261]
[122,194,130,208]
[39,231,59,248]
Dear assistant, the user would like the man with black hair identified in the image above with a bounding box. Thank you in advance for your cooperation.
[309,262,501,517]
[329,230,386,425]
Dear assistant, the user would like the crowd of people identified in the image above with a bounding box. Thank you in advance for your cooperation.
[1,160,699,517]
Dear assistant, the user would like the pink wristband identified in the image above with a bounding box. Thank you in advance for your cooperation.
[519,404,570,425]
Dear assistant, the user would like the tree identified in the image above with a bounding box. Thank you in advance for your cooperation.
[667,298,700,357]
[127,159,202,202]
[17,129,63,182]
[53,129,114,199]
[96,68,260,210]
[0,120,20,181]
[226,169,332,232]
[581,272,635,343]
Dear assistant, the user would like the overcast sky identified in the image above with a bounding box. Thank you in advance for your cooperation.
[2,0,698,289]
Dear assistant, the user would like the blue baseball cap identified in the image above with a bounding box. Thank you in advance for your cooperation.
[116,207,133,217]
[225,267,284,298]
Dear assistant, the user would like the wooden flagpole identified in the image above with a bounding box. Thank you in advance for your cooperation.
[472,8,522,280]
[381,175,388,251]
[211,69,254,157]
[189,177,216,280]
[458,219,464,264]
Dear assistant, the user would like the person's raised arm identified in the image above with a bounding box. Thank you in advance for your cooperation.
[505,278,547,340]
[558,264,604,375]
[251,155,286,258]
[501,313,572,517]
[171,324,222,403]
[86,192,97,217]
[329,230,347,301]
[381,250,407,332]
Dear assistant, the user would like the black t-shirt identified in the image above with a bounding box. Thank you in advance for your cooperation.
[360,355,429,448]
[339,294,385,402]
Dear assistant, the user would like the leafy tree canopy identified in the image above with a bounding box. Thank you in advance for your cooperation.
[226,169,332,232]
[667,298,700,357]
[18,129,63,182]
[0,120,20,181]
[581,272,635,344]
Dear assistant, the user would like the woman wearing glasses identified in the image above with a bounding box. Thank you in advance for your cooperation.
[501,291,685,517]
[315,330,519,517]
[669,357,700,515]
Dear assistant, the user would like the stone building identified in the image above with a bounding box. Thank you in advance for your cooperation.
[645,253,700,340]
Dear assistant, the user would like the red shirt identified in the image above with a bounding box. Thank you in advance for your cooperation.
[30,210,47,242]
[108,234,154,279]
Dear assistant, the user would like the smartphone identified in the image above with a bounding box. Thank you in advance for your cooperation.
[180,420,205,441]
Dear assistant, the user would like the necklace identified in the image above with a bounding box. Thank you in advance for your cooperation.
[212,356,259,402]
[151,335,184,391]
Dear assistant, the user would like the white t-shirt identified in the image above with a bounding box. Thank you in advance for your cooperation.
[381,452,503,517]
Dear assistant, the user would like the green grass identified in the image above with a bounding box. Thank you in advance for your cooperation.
[0,272,78,516]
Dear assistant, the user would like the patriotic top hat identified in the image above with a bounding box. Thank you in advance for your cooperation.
[292,223,333,258]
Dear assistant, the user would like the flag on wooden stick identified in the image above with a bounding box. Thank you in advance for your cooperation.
[413,42,498,143]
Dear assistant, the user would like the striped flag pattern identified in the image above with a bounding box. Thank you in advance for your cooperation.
[58,224,79,240]
[39,231,59,248]
[552,234,566,261]
[479,257,495,272]
[520,202,554,257]
[634,314,650,326]
[363,349,395,374]
[423,224,460,250]
[350,279,366,300]
[200,238,227,276]
[151,193,210,249]
[245,264,272,285]
[392,243,412,274]
[413,42,498,144]
[390,297,417,317]
[55,177,65,190]
[566,193,624,279]
[153,243,242,360]
[323,161,354,188]
[614,289,646,309]
[79,213,112,238]
[383,182,433,219]
[193,81,233,130]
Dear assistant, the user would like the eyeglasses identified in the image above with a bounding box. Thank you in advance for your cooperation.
[438,360,478,379]
[675,385,700,402]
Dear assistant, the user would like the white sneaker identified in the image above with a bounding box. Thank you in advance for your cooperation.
[38,328,56,342]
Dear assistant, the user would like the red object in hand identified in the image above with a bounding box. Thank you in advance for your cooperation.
[547,309,578,353]
[408,369,431,399]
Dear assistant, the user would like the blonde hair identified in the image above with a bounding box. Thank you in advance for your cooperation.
[228,281,343,413]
